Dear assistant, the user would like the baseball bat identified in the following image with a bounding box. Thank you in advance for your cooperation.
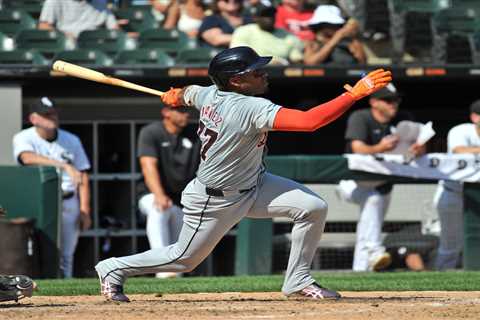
[52,60,164,97]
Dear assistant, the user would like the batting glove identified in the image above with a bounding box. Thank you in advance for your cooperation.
[344,69,392,101]
[161,87,184,107]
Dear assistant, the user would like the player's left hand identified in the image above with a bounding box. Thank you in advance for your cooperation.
[344,69,392,100]
[161,87,184,107]
[79,213,92,231]
[408,142,426,157]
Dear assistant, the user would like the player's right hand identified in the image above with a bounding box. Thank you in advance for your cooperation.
[161,87,184,107]
[378,135,398,152]
[154,194,173,211]
[63,164,82,187]
[344,69,392,101]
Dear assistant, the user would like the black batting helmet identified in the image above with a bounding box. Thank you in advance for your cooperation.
[208,46,272,90]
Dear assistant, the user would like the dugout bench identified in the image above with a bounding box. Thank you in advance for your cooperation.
[235,155,480,275]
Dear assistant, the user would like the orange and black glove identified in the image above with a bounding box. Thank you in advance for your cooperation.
[161,87,184,107]
[344,69,392,101]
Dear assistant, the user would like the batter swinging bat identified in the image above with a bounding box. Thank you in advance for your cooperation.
[52,60,165,97]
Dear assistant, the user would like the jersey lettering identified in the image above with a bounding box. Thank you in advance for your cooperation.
[198,120,218,160]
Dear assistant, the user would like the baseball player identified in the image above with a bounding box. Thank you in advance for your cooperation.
[12,97,91,278]
[137,106,200,278]
[95,46,391,302]
[433,100,480,270]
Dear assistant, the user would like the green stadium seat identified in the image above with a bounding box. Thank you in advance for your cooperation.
[77,29,130,55]
[114,8,158,33]
[176,48,220,65]
[15,29,69,57]
[432,8,480,34]
[389,0,447,13]
[138,28,196,56]
[5,0,45,19]
[0,9,36,37]
[114,48,174,66]
[0,49,48,65]
[451,0,480,13]
[53,49,112,67]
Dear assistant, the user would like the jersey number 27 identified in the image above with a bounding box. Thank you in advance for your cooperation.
[197,120,218,160]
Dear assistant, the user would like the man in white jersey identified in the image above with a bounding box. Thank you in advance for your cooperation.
[433,100,480,270]
[95,46,391,302]
[12,97,91,278]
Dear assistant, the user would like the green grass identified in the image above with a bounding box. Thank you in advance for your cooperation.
[34,271,480,296]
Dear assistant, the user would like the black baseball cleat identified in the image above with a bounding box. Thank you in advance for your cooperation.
[98,274,130,303]
[289,282,341,300]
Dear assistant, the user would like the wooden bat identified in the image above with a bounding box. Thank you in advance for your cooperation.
[52,60,164,97]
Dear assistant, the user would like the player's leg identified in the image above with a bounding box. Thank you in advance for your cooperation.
[247,173,333,297]
[61,197,81,278]
[433,184,464,270]
[138,194,171,249]
[96,180,255,286]
[353,189,391,271]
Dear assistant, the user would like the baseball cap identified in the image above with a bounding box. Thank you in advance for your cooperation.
[470,99,480,114]
[370,83,401,100]
[29,96,56,114]
[308,5,346,26]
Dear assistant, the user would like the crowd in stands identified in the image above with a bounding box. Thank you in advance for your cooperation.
[0,0,479,66]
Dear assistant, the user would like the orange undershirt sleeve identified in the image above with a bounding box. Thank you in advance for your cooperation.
[273,93,356,131]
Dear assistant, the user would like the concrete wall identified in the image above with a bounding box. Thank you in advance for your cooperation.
[0,85,22,165]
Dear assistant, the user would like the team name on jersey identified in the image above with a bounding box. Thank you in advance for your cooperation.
[200,105,223,127]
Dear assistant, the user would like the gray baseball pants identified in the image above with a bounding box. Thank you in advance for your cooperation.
[95,172,328,295]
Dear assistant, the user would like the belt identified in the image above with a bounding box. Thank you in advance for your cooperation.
[62,191,75,200]
[196,180,256,197]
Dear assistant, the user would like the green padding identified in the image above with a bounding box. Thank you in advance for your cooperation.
[463,183,480,270]
[235,218,272,275]
[0,166,60,278]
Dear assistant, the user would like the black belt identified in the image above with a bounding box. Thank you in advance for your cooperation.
[62,191,75,200]
[205,186,255,197]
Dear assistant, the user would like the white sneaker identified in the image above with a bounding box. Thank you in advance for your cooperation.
[155,272,178,279]
[288,283,341,300]
[368,252,392,272]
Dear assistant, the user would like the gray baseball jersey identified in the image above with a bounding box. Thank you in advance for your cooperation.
[183,85,281,190]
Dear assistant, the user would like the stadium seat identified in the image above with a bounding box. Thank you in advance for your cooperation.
[176,48,220,65]
[389,0,447,13]
[53,49,112,66]
[114,8,158,33]
[77,29,130,55]
[114,48,174,66]
[451,0,480,13]
[0,9,36,37]
[0,49,48,65]
[4,0,45,19]
[138,28,196,56]
[15,29,69,57]
[432,8,480,34]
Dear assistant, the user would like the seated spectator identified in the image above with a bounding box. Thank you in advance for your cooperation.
[230,6,304,65]
[304,5,365,65]
[162,0,205,38]
[198,0,253,49]
[38,0,119,39]
[274,0,314,42]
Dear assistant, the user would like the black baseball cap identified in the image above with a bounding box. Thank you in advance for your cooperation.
[470,99,480,114]
[29,97,56,114]
[370,83,401,101]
